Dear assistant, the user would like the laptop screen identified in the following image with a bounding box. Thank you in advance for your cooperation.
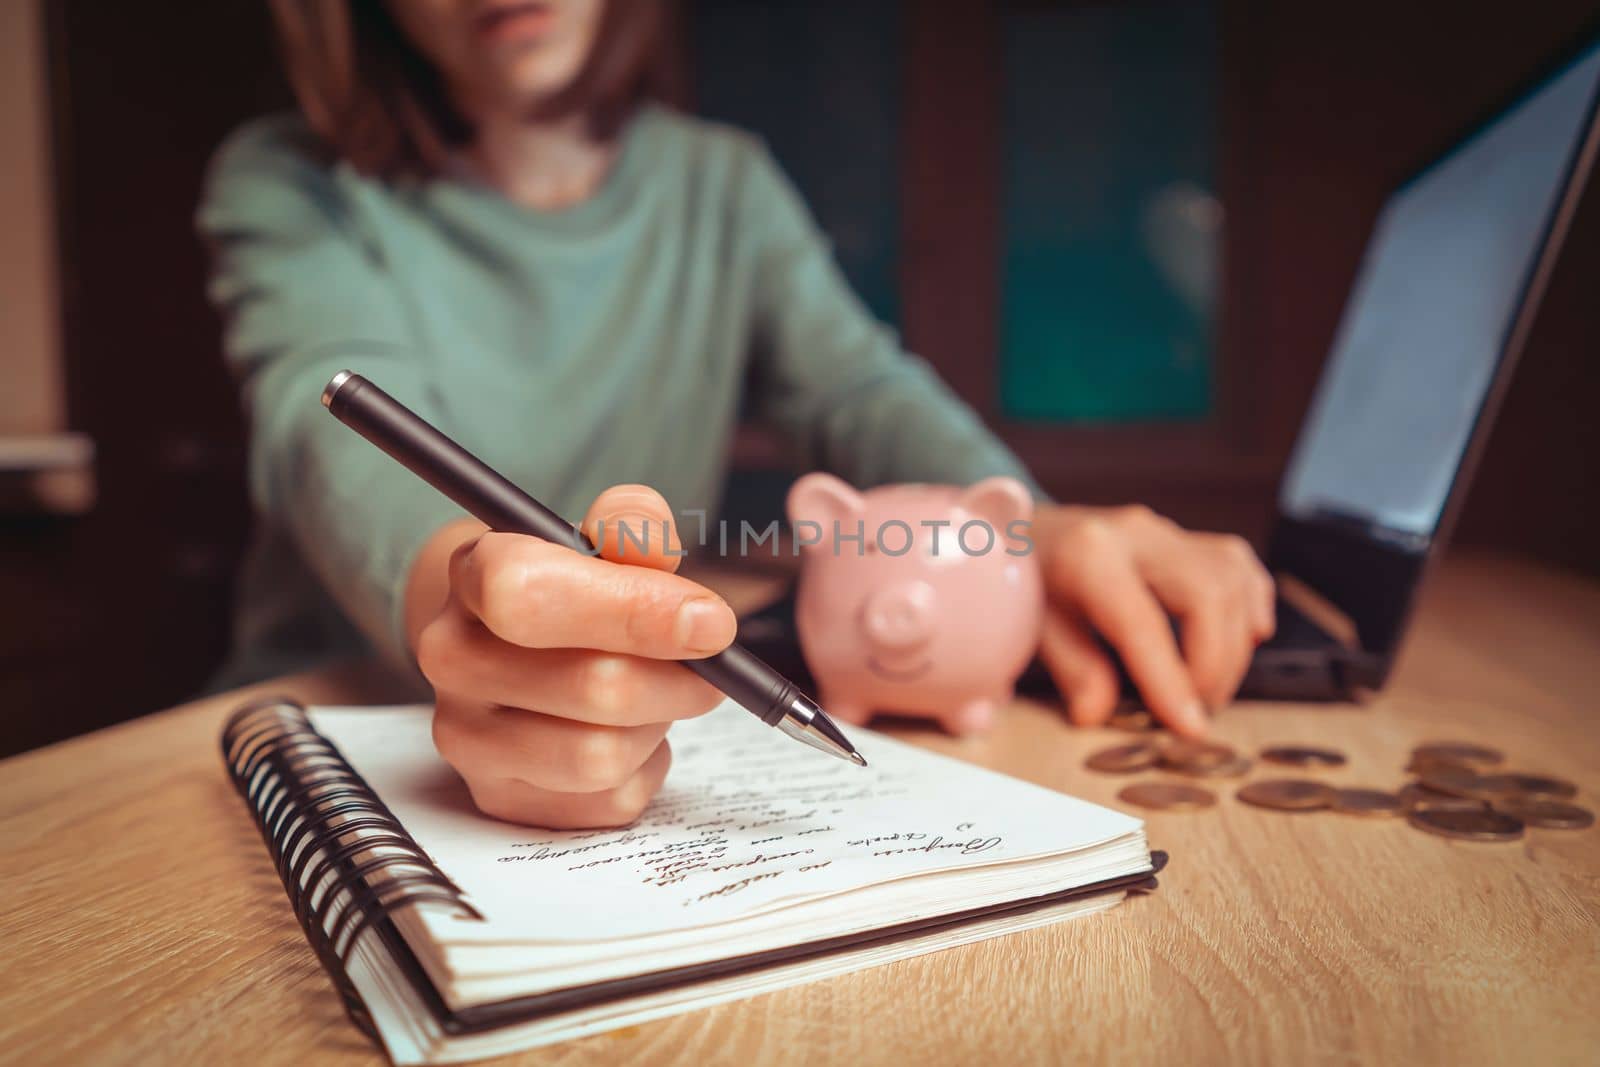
[1279,39,1600,538]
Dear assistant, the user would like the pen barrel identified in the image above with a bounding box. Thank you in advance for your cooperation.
[324,374,589,553]
[323,372,801,729]
[684,645,796,726]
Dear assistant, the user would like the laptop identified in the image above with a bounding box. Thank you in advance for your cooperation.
[1241,30,1600,700]
[741,32,1600,711]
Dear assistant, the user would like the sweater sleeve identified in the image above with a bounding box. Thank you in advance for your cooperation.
[196,118,465,669]
[737,138,1042,494]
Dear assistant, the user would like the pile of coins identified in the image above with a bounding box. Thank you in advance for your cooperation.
[1087,713,1591,843]
[1399,743,1590,840]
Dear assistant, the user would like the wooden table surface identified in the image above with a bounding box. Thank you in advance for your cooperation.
[3,554,1599,1066]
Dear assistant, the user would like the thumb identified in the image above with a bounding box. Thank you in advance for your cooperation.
[580,484,686,573]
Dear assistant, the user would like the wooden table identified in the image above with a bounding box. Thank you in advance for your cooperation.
[3,554,1598,1065]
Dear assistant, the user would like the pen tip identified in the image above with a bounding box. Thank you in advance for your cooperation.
[775,701,869,766]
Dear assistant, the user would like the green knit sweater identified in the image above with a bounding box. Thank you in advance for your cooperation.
[197,104,1033,686]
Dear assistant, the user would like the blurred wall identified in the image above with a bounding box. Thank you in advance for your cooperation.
[1,1,1596,757]
[0,0,65,437]
[0,1,279,757]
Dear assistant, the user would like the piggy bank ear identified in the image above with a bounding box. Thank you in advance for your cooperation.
[787,473,865,536]
[956,476,1034,527]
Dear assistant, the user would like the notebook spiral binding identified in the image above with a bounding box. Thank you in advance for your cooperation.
[222,696,483,1042]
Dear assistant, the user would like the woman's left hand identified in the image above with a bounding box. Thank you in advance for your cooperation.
[1031,503,1276,737]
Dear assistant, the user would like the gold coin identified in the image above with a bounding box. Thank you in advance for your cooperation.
[1159,739,1237,771]
[1260,746,1347,768]
[1108,709,1156,733]
[1117,783,1217,812]
[1414,765,1488,799]
[1412,742,1504,767]
[1085,742,1161,774]
[1407,808,1524,841]
[1405,754,1478,776]
[1472,773,1578,800]
[1333,788,1404,817]
[1170,756,1254,779]
[1237,779,1338,812]
[1397,784,1488,812]
[1492,798,1593,829]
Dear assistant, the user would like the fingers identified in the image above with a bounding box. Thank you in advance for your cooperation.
[1081,571,1208,737]
[579,484,685,573]
[433,696,673,796]
[1215,612,1257,710]
[1175,607,1234,713]
[1144,532,1271,709]
[1216,532,1277,641]
[1164,576,1258,712]
[418,605,724,725]
[1177,605,1260,712]
[1249,559,1277,641]
[464,738,674,830]
[1046,520,1208,737]
[447,532,737,657]
[419,484,720,830]
[1038,611,1120,728]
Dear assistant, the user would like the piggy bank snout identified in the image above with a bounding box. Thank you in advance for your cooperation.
[861,581,938,650]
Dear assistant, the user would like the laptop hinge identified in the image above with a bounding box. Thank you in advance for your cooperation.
[1331,649,1388,693]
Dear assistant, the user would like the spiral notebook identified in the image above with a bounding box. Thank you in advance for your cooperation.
[223,698,1160,1064]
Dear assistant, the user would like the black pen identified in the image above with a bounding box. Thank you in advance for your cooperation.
[321,370,866,767]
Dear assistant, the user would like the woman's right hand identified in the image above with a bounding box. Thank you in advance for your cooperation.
[405,485,736,830]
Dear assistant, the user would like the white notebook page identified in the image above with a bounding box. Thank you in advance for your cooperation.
[310,702,1145,946]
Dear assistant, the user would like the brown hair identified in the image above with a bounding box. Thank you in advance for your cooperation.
[268,0,671,177]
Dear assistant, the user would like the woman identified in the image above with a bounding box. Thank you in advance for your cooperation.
[200,0,1274,829]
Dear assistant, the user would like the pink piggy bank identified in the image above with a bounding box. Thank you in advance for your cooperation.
[786,473,1044,734]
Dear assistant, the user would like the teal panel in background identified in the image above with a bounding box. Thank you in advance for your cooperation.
[1000,3,1219,424]
[689,0,902,324]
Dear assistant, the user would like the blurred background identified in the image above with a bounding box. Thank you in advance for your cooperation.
[2,0,1597,757]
